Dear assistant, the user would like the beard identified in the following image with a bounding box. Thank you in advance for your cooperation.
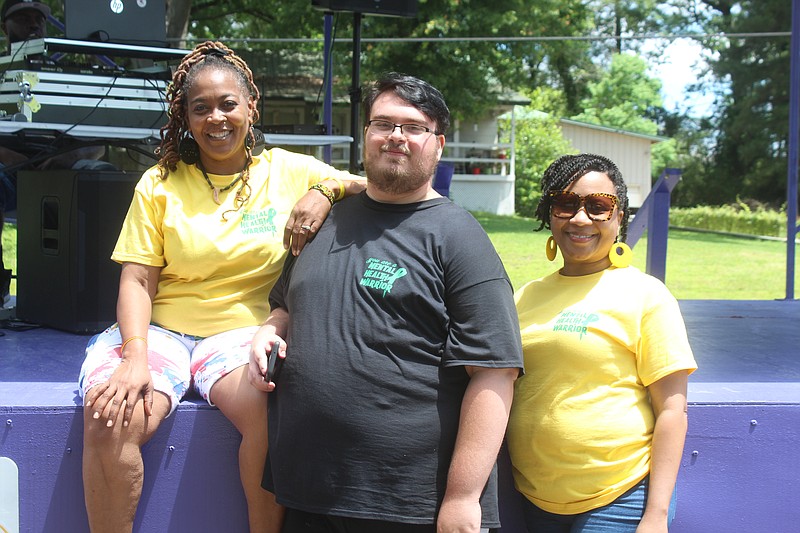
[363,142,440,196]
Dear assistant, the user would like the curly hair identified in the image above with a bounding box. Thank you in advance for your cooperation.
[533,153,630,242]
[156,41,261,178]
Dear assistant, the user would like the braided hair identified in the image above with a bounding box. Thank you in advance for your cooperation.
[533,153,630,242]
[156,41,261,179]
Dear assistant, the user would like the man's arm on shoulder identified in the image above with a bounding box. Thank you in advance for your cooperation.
[437,365,519,532]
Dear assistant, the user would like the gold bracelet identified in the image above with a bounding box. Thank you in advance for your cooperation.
[309,182,335,205]
[331,177,346,202]
[120,335,147,354]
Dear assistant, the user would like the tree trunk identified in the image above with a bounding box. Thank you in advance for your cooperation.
[166,0,193,49]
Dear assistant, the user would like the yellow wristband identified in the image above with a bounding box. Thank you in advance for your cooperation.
[309,182,335,205]
[120,335,147,354]
[331,177,346,202]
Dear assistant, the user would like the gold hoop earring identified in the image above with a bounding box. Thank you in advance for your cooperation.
[545,236,558,262]
[608,242,633,268]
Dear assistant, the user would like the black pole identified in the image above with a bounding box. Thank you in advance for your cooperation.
[349,11,362,174]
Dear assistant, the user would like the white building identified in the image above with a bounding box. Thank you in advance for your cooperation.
[558,118,665,209]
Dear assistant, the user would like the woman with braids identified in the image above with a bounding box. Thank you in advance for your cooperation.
[506,153,697,533]
[78,41,363,533]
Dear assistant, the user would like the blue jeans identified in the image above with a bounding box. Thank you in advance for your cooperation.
[520,477,677,533]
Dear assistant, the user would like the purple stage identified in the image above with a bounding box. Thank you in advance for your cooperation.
[1,300,799,532]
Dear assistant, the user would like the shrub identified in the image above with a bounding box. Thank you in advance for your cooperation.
[669,202,788,238]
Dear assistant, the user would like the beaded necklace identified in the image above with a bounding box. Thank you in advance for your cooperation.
[197,161,243,205]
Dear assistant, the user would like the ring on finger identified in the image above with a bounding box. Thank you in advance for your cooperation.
[300,224,313,231]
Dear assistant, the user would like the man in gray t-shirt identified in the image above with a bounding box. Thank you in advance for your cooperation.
[250,73,523,533]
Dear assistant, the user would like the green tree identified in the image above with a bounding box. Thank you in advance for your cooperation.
[572,53,662,135]
[699,0,793,206]
[350,0,599,122]
[589,0,666,54]
[173,1,320,41]
[166,0,601,124]
[667,115,719,207]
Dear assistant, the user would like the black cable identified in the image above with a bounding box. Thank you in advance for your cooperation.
[143,75,169,129]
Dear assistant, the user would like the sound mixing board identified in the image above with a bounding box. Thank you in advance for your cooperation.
[0,38,184,129]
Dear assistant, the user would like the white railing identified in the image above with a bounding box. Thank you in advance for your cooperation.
[441,141,513,177]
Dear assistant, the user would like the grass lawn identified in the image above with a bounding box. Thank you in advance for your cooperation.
[2,223,17,297]
[473,213,798,299]
[3,214,799,300]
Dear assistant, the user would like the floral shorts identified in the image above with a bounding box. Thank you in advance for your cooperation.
[78,323,259,415]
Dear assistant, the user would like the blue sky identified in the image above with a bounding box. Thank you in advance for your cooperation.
[647,38,718,118]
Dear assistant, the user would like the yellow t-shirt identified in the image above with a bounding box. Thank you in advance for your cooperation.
[507,267,697,515]
[111,148,354,337]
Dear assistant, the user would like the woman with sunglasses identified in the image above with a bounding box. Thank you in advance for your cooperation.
[507,153,697,532]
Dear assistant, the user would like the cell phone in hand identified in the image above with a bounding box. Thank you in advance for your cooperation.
[266,340,283,384]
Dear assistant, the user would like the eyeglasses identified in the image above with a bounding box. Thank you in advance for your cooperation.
[367,120,436,137]
[548,191,618,221]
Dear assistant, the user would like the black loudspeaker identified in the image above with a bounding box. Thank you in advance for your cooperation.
[16,170,138,333]
[311,0,418,17]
